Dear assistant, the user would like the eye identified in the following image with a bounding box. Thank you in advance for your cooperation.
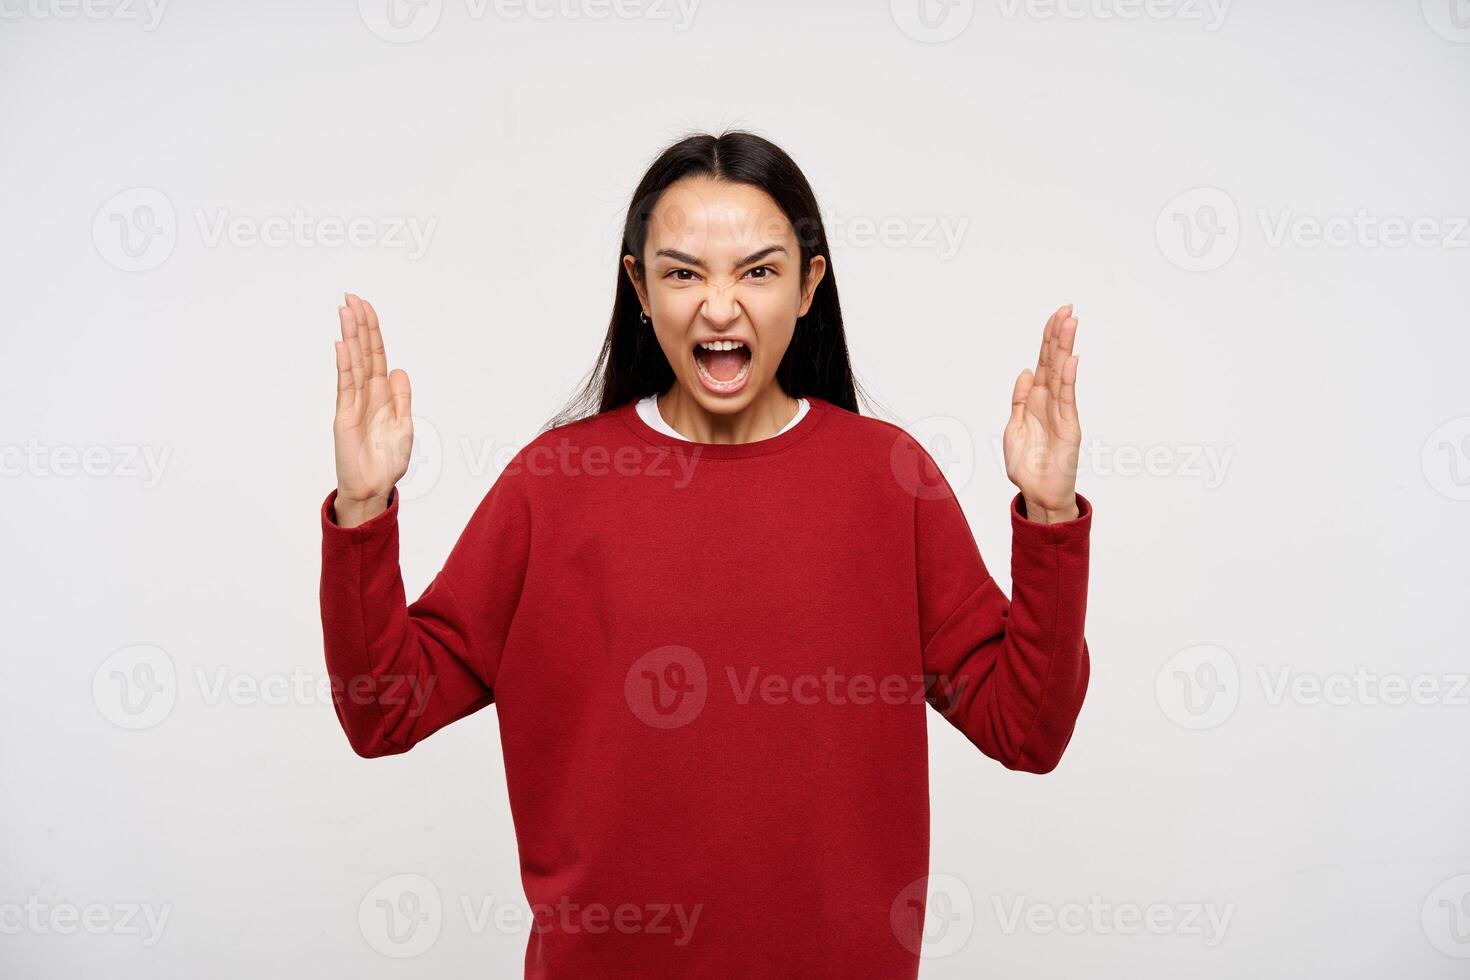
[744,266,775,281]
[664,268,698,282]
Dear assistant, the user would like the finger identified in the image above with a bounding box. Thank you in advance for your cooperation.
[345,292,368,358]
[1033,311,1057,388]
[1034,304,1070,386]
[360,296,387,381]
[1056,310,1078,363]
[1059,354,1079,429]
[344,293,370,378]
[389,367,412,422]
[338,304,367,414]
[1039,316,1058,392]
[1008,368,1034,432]
[334,340,355,418]
[346,292,383,381]
[1048,315,1076,405]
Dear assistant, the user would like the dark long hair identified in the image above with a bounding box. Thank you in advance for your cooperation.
[546,130,875,429]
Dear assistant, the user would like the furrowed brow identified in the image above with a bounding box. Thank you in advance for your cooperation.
[654,245,788,270]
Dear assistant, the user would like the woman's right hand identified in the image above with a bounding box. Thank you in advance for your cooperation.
[332,293,413,528]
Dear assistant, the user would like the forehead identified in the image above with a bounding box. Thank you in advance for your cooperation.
[644,177,795,259]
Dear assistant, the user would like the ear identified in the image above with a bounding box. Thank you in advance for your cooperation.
[623,254,651,315]
[797,254,827,318]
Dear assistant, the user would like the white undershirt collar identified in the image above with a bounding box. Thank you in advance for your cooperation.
[636,392,808,442]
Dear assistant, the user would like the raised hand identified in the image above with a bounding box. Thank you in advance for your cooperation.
[1003,304,1082,524]
[332,293,413,527]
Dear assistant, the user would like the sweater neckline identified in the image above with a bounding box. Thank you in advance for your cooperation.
[616,392,828,460]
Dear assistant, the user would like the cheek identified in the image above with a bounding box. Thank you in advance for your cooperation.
[735,286,786,325]
[749,289,800,349]
[651,325,700,379]
[649,278,699,312]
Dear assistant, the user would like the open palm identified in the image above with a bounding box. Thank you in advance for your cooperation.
[1002,304,1082,523]
[333,293,414,511]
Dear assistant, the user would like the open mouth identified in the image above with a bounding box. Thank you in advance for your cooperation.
[692,339,752,394]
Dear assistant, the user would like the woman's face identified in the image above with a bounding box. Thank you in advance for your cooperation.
[624,176,825,416]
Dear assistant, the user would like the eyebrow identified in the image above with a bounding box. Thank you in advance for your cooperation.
[653,245,788,270]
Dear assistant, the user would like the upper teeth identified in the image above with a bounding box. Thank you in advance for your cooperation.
[699,340,745,351]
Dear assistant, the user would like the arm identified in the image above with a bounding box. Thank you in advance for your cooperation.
[319,469,532,758]
[321,292,532,758]
[916,481,1092,774]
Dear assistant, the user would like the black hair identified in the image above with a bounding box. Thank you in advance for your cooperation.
[547,129,874,429]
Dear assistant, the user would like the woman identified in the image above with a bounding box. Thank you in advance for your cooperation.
[320,130,1091,979]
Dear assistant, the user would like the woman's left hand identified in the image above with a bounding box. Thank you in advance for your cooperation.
[1003,304,1082,524]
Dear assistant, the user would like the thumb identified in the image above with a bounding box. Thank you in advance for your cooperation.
[389,368,412,422]
[1008,368,1033,431]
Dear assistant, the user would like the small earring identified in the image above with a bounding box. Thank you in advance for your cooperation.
[639,310,650,325]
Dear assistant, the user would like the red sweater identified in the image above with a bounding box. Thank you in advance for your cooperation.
[319,394,1092,979]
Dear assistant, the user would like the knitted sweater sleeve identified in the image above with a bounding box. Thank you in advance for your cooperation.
[913,448,1093,774]
[317,461,533,758]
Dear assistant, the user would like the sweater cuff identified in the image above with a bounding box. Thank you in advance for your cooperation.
[321,486,399,540]
[1010,491,1092,545]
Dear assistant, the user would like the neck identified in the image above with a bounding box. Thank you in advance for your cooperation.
[656,385,800,444]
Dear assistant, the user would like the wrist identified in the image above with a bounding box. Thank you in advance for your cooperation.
[333,490,391,528]
[1021,494,1079,525]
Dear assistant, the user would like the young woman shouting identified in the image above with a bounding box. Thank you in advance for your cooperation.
[320,130,1091,979]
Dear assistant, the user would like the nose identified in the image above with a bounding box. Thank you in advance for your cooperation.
[699,282,742,329]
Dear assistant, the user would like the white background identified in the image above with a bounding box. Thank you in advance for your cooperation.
[3,0,1468,976]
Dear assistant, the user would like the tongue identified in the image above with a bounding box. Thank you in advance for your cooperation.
[702,348,745,382]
